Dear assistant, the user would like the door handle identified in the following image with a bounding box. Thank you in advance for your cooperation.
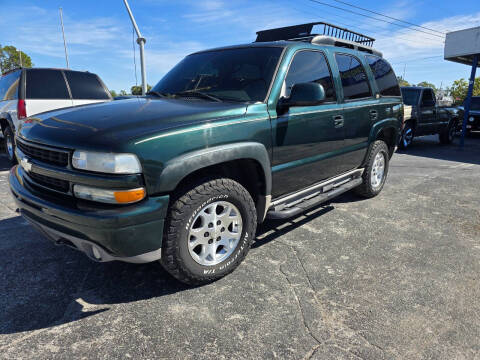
[333,115,344,128]
[370,110,378,121]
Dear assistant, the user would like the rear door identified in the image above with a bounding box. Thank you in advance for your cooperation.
[25,69,73,116]
[334,53,376,170]
[64,71,111,107]
[418,89,436,135]
[271,49,344,198]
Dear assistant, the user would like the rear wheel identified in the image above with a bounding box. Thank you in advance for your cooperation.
[161,178,257,285]
[355,140,389,198]
[4,126,16,165]
[439,121,456,145]
[399,122,414,149]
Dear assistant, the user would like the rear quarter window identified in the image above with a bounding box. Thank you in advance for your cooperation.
[365,55,401,97]
[64,71,110,100]
[0,71,20,100]
[26,69,70,99]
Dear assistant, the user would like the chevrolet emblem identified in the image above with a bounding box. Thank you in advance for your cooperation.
[20,158,32,172]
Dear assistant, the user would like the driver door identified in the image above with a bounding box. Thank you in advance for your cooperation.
[270,50,345,198]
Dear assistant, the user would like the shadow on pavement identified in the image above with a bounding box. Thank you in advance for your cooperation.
[396,133,480,165]
[0,155,12,172]
[0,215,188,335]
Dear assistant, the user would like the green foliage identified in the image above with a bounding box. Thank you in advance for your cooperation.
[0,45,33,73]
[416,81,436,91]
[110,90,118,98]
[397,76,409,87]
[131,84,152,95]
[119,90,128,96]
[450,78,480,103]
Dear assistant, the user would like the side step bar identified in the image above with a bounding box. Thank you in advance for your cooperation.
[266,169,364,220]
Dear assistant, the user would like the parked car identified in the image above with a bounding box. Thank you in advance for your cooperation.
[0,68,112,164]
[9,23,403,285]
[457,96,480,133]
[399,86,459,149]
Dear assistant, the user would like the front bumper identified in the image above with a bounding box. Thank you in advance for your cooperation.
[9,165,169,263]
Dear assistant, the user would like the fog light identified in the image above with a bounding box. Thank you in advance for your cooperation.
[469,116,475,122]
[73,184,146,204]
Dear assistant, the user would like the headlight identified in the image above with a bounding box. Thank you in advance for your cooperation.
[73,184,146,204]
[72,151,141,174]
[469,116,475,122]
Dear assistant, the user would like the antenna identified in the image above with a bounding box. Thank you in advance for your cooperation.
[59,7,69,68]
[123,0,147,95]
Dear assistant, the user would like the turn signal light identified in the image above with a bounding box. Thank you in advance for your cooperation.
[114,188,146,204]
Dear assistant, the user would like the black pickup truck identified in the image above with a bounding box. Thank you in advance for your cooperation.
[399,87,459,149]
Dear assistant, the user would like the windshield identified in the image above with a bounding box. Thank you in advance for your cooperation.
[464,97,480,110]
[401,88,421,106]
[152,47,283,102]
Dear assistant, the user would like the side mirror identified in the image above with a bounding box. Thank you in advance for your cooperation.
[279,83,326,109]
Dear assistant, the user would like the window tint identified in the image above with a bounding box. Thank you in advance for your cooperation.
[26,69,69,99]
[0,71,20,101]
[335,54,372,100]
[284,51,336,101]
[421,89,435,106]
[365,55,401,97]
[401,88,421,105]
[65,71,110,100]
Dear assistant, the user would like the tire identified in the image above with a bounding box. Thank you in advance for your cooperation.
[398,121,414,149]
[4,126,17,165]
[439,120,456,145]
[354,140,390,198]
[161,178,257,285]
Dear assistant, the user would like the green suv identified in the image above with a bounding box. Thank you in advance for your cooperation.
[9,23,403,284]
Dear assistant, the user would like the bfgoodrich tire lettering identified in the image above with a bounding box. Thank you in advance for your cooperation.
[161,178,257,285]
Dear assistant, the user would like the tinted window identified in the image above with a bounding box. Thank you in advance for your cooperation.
[65,71,110,100]
[366,55,400,97]
[421,89,435,106]
[284,50,336,101]
[0,71,20,100]
[401,88,421,105]
[464,97,480,110]
[335,54,372,100]
[153,47,283,102]
[26,69,69,99]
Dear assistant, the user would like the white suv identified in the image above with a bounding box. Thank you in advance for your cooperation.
[0,68,112,164]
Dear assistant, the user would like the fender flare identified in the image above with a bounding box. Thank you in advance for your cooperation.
[369,118,401,144]
[154,142,272,196]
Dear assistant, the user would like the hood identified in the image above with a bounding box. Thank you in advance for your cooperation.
[18,97,247,150]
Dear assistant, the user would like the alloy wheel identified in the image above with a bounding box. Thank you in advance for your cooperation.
[370,152,386,189]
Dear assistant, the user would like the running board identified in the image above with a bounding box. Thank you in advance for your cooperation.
[266,169,364,220]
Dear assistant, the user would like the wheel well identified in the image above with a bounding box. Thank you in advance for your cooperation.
[376,127,397,158]
[0,118,8,135]
[173,159,266,204]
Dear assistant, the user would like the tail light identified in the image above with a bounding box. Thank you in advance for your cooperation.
[17,99,27,119]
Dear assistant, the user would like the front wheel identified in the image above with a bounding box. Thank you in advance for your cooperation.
[439,121,456,145]
[4,126,16,165]
[354,140,390,198]
[161,178,257,285]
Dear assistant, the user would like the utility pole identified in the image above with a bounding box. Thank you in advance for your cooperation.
[402,63,406,80]
[18,50,22,67]
[123,0,147,95]
[59,7,69,68]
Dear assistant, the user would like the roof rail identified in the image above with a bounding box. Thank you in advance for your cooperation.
[256,22,375,46]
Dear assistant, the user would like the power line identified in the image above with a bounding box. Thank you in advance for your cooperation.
[306,0,445,39]
[390,55,444,65]
[331,0,446,35]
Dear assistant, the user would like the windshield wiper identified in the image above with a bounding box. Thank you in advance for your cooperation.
[173,91,223,102]
[146,91,169,98]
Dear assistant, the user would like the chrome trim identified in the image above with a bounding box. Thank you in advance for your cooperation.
[271,168,364,207]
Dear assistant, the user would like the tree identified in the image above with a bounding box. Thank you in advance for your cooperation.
[110,90,118,98]
[449,78,480,103]
[119,90,128,96]
[416,81,436,91]
[397,76,410,87]
[0,45,33,73]
[131,84,152,95]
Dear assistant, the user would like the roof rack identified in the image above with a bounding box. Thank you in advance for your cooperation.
[256,22,375,46]
[255,22,382,56]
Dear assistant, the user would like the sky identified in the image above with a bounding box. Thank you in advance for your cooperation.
[1,0,479,92]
